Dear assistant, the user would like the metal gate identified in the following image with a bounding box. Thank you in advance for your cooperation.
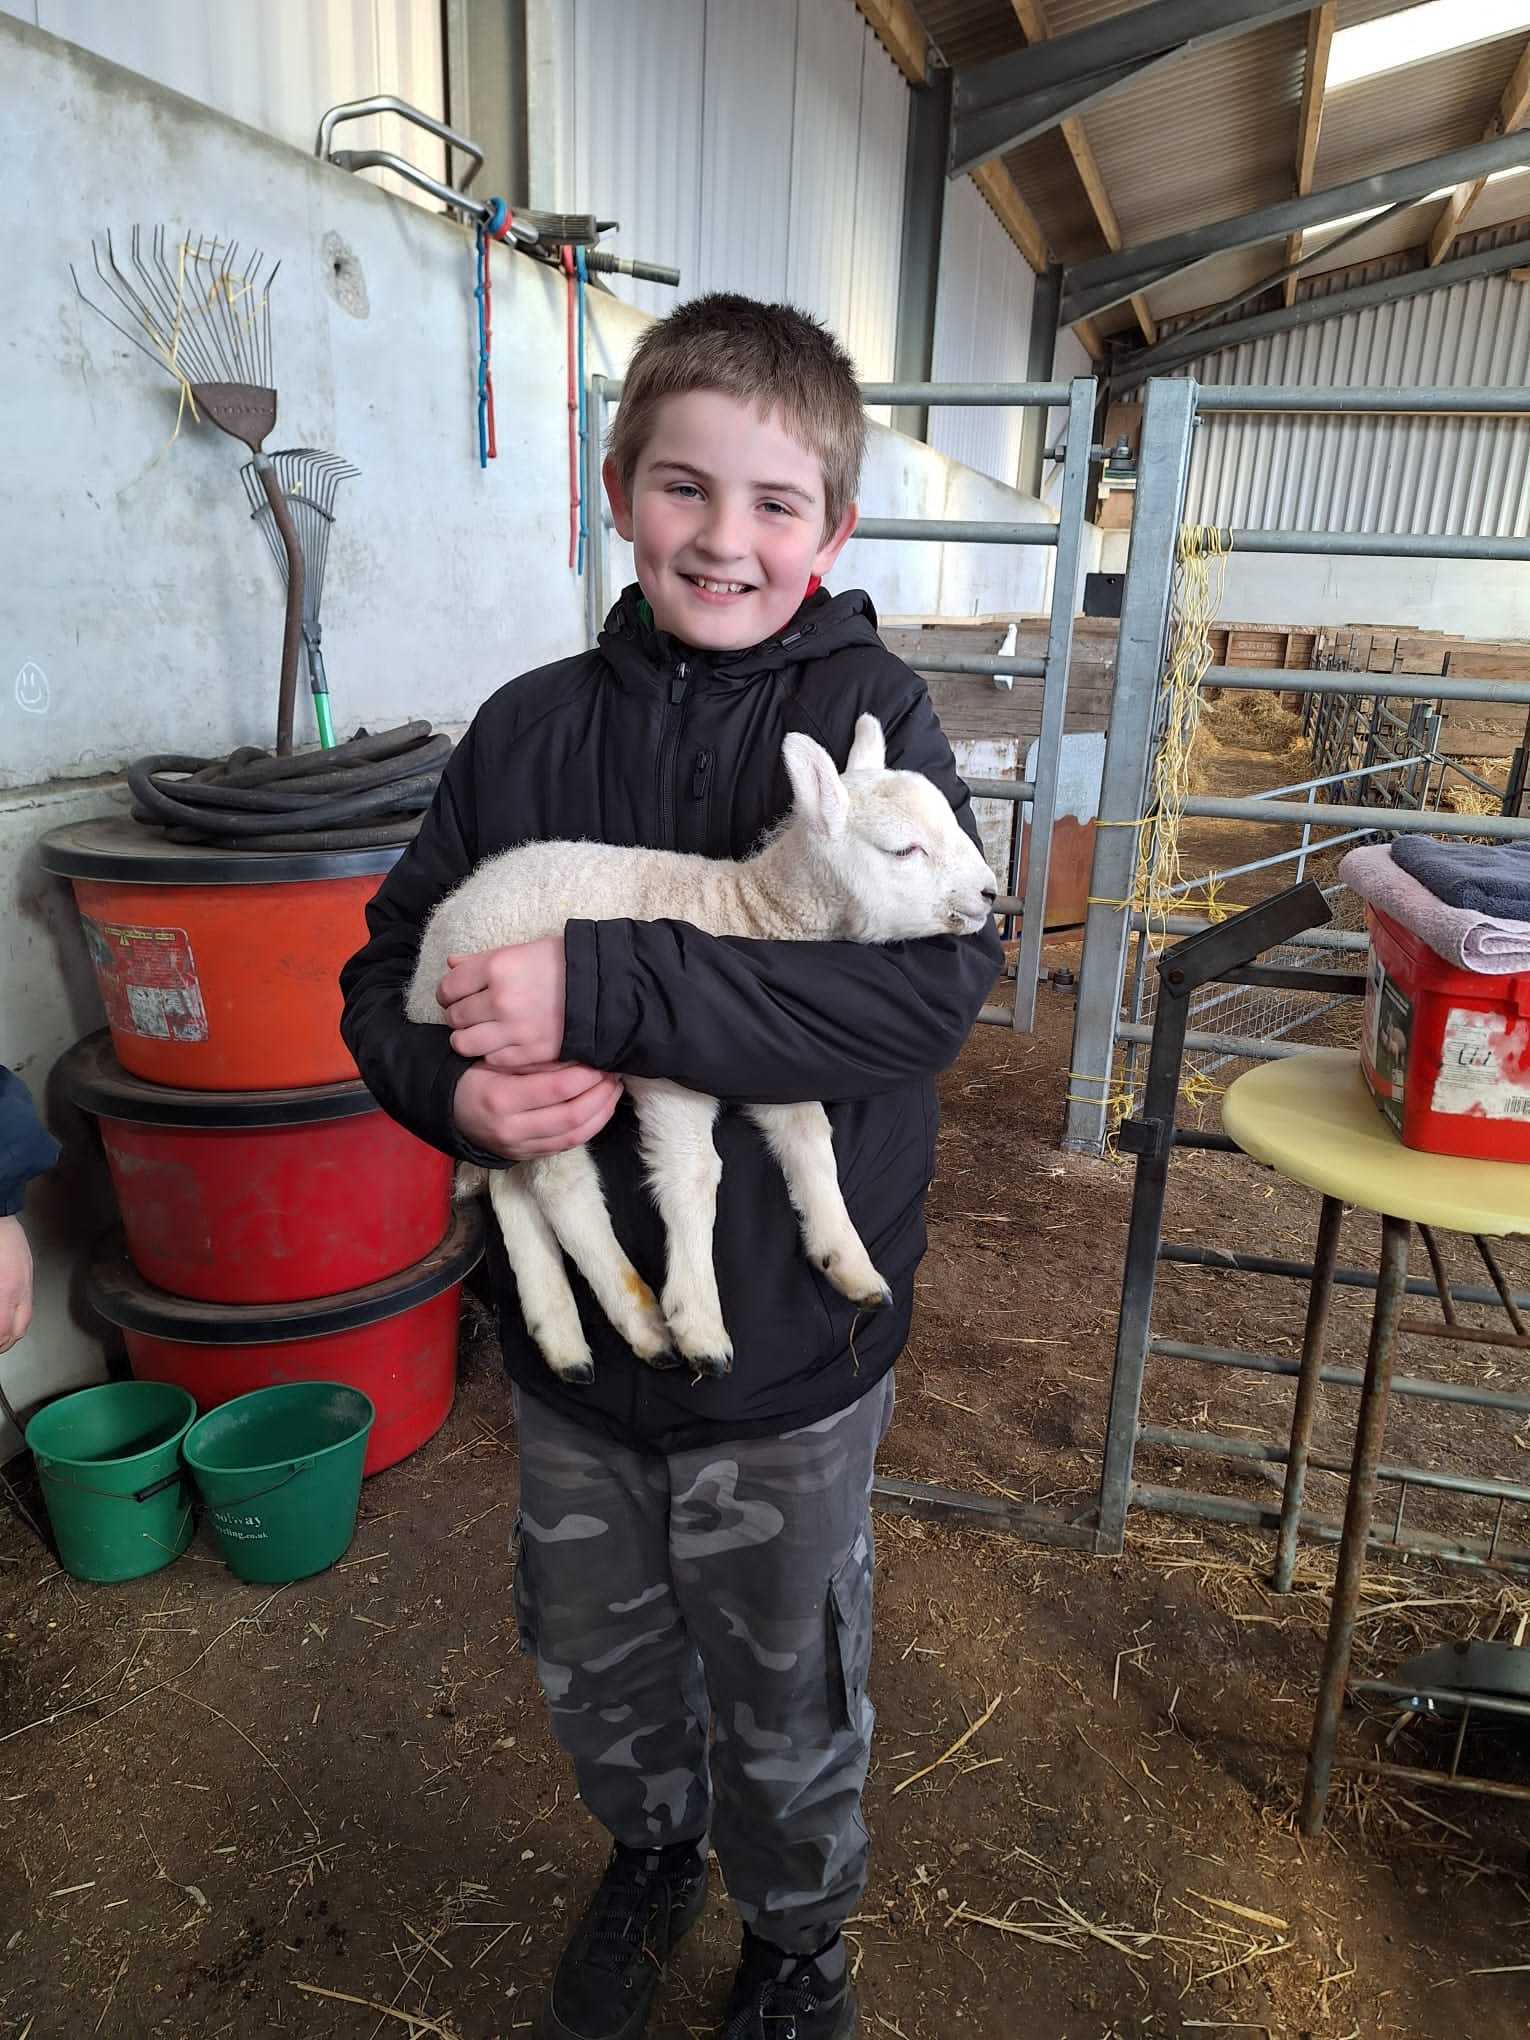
[1059,374,1530,1567]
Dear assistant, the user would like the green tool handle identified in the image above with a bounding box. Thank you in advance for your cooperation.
[302,625,338,750]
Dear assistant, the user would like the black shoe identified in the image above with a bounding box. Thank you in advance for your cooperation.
[541,1839,709,2040]
[722,1929,858,2040]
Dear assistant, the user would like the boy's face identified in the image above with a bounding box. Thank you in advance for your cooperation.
[604,390,858,651]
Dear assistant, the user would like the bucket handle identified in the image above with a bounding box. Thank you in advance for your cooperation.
[38,1464,190,1505]
[207,1458,317,1510]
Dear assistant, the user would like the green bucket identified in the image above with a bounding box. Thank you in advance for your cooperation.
[183,1382,374,1584]
[25,1381,198,1583]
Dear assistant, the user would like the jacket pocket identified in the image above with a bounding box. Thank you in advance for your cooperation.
[827,1537,874,1737]
[511,1509,538,1656]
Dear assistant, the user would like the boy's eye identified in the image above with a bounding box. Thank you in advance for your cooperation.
[668,482,703,500]
[759,499,794,516]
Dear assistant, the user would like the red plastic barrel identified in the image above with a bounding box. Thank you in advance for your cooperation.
[86,1205,483,1476]
[57,1033,453,1304]
[39,818,402,1091]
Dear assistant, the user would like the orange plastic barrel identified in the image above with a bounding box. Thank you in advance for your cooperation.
[56,1033,454,1305]
[40,818,403,1091]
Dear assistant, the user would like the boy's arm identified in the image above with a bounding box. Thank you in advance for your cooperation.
[339,734,500,1163]
[559,686,1004,1104]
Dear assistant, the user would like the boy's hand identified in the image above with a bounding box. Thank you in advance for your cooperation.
[0,1215,35,1355]
[438,937,566,1069]
[452,1062,621,1161]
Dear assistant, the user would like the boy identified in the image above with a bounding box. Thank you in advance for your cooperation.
[341,294,1001,2040]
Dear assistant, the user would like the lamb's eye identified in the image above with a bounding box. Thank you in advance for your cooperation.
[887,844,924,859]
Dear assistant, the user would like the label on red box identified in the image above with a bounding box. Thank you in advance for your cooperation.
[81,918,209,1043]
[1431,1007,1530,1120]
[1363,949,1411,1134]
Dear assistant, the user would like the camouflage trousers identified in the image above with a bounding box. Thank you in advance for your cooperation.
[510,1372,895,1952]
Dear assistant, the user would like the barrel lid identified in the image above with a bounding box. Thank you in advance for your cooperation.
[39,815,404,885]
[87,1201,484,1344]
[56,1031,381,1129]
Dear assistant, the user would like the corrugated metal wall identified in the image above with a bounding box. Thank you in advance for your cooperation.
[2,0,446,202]
[528,0,908,388]
[1181,230,1530,537]
[928,175,1039,488]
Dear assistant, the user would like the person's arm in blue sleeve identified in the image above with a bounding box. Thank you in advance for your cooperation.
[1,1068,61,1355]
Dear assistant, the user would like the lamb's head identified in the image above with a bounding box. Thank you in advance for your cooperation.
[781,715,998,941]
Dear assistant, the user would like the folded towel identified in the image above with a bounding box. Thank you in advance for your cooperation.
[1392,833,1530,916]
[1338,844,1530,973]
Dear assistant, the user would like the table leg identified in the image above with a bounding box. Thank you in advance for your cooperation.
[1274,1194,1344,1594]
[1299,1214,1410,1838]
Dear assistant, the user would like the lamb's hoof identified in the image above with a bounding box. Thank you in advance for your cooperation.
[643,1342,685,1372]
[854,1282,895,1312]
[688,1350,734,1380]
[548,1357,596,1386]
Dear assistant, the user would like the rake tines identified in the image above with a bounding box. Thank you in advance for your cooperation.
[72,227,279,399]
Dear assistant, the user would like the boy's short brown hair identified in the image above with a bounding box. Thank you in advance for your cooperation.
[607,293,866,533]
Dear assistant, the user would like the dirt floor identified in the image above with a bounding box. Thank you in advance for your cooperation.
[4,699,1530,2038]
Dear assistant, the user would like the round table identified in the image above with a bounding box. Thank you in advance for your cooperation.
[1221,1049,1530,1831]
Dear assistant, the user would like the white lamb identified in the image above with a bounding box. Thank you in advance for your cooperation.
[406,715,997,1384]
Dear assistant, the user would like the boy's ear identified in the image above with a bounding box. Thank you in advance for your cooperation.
[812,500,858,578]
[782,732,849,839]
[603,454,635,542]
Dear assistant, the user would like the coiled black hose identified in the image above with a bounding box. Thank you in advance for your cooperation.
[127,723,453,852]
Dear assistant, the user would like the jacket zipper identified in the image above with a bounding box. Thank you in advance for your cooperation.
[690,748,713,801]
[655,661,688,847]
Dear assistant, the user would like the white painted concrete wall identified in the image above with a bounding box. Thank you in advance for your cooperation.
[1217,554,1530,641]
[1098,519,1530,643]
[1,13,1062,1450]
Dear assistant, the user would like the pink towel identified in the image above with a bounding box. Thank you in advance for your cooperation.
[1339,844,1530,974]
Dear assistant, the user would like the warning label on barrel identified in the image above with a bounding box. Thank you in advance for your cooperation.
[81,919,209,1042]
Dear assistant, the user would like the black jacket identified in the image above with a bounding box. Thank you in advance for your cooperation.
[340,586,1002,1452]
[1,1068,60,1217]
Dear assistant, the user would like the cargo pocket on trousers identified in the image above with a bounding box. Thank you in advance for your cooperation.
[511,1509,538,1657]
[828,1539,874,1736]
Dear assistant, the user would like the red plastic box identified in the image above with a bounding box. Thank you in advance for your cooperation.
[1360,904,1530,1161]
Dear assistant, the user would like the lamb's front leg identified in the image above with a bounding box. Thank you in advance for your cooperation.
[625,1077,733,1378]
[521,1147,676,1368]
[746,1102,892,1311]
[487,1167,598,1385]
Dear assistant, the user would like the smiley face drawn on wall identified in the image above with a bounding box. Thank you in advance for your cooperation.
[15,662,50,715]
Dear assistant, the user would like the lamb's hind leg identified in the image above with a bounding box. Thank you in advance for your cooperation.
[625,1077,733,1377]
[522,1146,676,1368]
[487,1167,597,1385]
[746,1102,892,1311]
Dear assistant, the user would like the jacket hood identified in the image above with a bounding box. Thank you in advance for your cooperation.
[598,582,884,693]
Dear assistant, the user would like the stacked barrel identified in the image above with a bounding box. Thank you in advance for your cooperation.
[40,818,481,1476]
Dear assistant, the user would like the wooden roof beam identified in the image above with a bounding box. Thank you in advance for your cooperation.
[971,157,1048,271]
[1282,4,1334,307]
[1428,39,1530,267]
[1010,0,1155,344]
[854,0,929,88]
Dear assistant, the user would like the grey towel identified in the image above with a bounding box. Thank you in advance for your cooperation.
[1391,834,1530,917]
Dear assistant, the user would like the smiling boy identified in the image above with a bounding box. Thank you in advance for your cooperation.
[341,295,1001,2040]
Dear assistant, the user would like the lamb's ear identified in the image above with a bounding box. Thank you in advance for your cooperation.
[782,732,849,838]
[846,714,886,774]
